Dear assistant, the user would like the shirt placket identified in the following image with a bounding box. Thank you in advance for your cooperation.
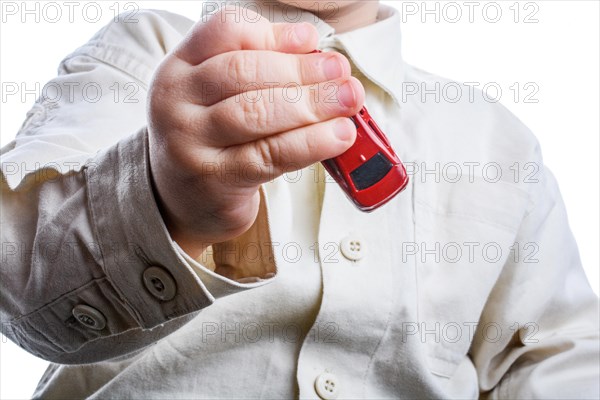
[294,46,417,399]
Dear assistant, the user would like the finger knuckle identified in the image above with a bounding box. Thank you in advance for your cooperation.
[226,52,258,86]
[304,128,321,155]
[304,89,323,119]
[297,55,310,85]
[254,138,282,167]
[206,106,235,140]
[241,94,271,132]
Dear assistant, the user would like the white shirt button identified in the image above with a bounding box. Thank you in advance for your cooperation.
[314,372,340,399]
[72,304,106,330]
[143,266,177,301]
[340,236,365,261]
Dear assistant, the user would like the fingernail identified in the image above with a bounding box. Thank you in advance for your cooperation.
[323,55,344,80]
[334,118,354,141]
[293,23,312,45]
[337,80,357,108]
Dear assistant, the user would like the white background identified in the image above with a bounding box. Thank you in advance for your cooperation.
[1,1,598,398]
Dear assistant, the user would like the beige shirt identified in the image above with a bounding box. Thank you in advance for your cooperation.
[1,3,598,399]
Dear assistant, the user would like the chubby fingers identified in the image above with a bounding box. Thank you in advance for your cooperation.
[197,76,365,147]
[184,50,352,106]
[219,117,358,186]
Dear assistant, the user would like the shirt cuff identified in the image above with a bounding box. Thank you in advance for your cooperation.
[85,127,213,329]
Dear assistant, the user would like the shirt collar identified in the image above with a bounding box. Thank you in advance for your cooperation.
[330,4,405,106]
[249,2,405,105]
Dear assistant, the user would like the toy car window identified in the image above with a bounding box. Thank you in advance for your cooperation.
[349,152,393,191]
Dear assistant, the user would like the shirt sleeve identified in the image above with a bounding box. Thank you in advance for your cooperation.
[0,9,277,365]
[473,143,599,398]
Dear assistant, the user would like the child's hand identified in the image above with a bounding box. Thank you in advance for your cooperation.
[147,6,365,258]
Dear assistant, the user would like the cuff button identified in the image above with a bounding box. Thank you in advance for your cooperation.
[143,266,177,301]
[72,304,106,330]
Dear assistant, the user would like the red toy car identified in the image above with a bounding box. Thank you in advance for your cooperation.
[322,106,409,212]
[311,50,409,212]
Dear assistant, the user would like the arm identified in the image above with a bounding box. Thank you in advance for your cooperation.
[474,146,599,398]
[1,5,363,364]
[0,10,274,364]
